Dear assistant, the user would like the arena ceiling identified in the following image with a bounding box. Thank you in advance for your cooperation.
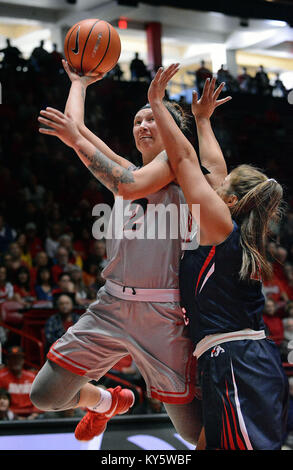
[0,0,293,76]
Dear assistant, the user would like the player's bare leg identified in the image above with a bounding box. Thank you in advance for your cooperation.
[30,360,135,440]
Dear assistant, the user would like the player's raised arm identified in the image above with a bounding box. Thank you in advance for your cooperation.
[192,77,231,190]
[38,107,174,198]
[62,59,133,170]
[147,64,233,245]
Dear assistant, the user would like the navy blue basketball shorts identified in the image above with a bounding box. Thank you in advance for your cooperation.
[198,338,289,450]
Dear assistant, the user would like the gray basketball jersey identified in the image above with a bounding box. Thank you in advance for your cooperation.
[101,180,197,289]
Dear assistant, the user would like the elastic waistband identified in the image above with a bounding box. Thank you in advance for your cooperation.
[105,280,180,302]
[193,328,266,359]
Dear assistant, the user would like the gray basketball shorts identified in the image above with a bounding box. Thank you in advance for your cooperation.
[47,286,197,404]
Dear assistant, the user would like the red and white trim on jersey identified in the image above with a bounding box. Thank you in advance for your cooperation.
[220,360,253,450]
[195,246,215,296]
[47,341,90,376]
[193,329,266,359]
[150,350,197,404]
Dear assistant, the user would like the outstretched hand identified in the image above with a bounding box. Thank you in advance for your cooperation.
[38,107,80,148]
[62,59,105,87]
[192,77,232,120]
[148,63,180,104]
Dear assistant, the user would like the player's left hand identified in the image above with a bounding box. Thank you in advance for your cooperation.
[38,107,80,148]
[192,77,232,120]
[148,63,180,104]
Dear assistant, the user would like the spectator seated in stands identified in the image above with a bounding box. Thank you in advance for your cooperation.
[13,266,36,308]
[7,242,29,284]
[51,246,75,284]
[73,227,93,262]
[0,265,14,304]
[82,261,99,288]
[67,265,89,306]
[34,266,55,302]
[16,233,32,268]
[24,222,43,260]
[44,294,79,353]
[85,239,107,272]
[30,251,50,286]
[57,234,83,269]
[51,272,77,306]
[262,298,284,347]
[45,223,63,260]
[0,346,39,418]
[0,388,17,421]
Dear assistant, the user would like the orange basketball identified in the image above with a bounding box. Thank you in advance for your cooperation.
[64,18,121,76]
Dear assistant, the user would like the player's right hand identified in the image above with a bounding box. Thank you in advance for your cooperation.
[62,59,105,86]
[38,107,80,148]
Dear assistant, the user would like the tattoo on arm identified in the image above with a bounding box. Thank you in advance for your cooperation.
[78,148,135,194]
[81,87,85,101]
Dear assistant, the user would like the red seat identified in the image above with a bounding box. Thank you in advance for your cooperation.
[0,301,23,325]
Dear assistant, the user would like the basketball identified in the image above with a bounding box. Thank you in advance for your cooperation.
[64,18,121,76]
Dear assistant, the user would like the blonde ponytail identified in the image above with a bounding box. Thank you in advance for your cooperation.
[227,165,283,281]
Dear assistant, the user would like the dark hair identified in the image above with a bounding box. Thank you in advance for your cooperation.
[36,266,54,286]
[140,100,190,136]
[15,266,30,289]
[0,388,11,404]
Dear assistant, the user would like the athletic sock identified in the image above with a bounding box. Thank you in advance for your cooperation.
[88,388,112,413]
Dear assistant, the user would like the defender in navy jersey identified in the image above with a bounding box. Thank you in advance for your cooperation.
[148,64,289,450]
[179,220,266,345]
[180,221,288,449]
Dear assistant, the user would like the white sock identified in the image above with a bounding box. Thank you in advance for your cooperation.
[89,389,112,413]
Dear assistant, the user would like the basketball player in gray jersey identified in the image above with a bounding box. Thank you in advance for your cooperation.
[31,62,231,447]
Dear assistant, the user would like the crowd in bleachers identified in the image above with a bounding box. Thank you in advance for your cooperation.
[190,60,289,98]
[0,39,292,445]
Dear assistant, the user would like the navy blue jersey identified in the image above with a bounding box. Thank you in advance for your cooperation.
[179,220,265,345]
